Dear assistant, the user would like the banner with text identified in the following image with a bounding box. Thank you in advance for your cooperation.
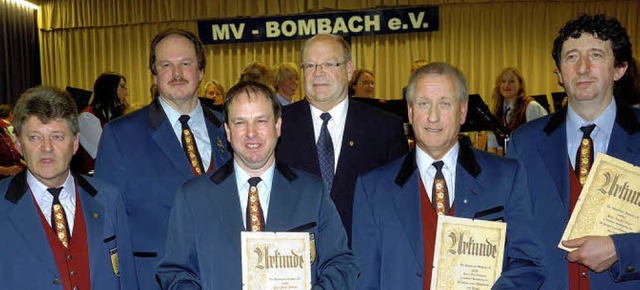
[197,6,439,44]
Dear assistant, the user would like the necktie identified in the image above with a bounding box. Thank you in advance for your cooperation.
[179,115,205,175]
[246,177,265,231]
[575,124,596,186]
[317,113,334,194]
[48,187,70,248]
[432,161,450,215]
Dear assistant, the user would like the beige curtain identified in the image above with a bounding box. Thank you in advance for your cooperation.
[38,0,640,110]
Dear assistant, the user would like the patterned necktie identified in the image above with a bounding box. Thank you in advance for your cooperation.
[48,187,70,248]
[575,124,596,186]
[317,113,335,194]
[246,177,265,231]
[179,115,205,175]
[432,161,450,215]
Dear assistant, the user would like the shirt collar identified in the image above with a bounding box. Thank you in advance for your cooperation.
[159,96,204,128]
[416,142,459,177]
[234,160,276,192]
[27,169,75,201]
[567,97,616,134]
[309,97,349,125]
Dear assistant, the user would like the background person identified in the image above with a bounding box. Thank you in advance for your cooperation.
[487,67,547,153]
[72,72,128,175]
[349,68,375,98]
[273,62,300,105]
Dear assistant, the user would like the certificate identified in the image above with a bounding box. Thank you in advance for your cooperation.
[431,215,507,290]
[241,231,312,290]
[559,154,640,251]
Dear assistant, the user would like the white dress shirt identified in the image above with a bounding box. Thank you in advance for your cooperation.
[160,97,212,170]
[29,171,77,235]
[310,97,349,172]
[416,143,459,208]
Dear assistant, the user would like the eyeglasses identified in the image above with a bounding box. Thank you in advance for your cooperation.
[300,61,348,73]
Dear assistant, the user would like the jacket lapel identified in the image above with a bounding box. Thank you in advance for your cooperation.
[453,139,483,218]
[264,162,300,232]
[393,151,425,272]
[203,107,229,170]
[540,108,571,211]
[74,174,104,284]
[335,99,359,179]
[606,105,640,163]
[210,161,245,254]
[5,172,58,277]
[148,99,193,179]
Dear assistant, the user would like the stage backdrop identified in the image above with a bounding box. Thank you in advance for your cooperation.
[38,0,639,110]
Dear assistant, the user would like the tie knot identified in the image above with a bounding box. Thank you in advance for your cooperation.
[47,187,63,198]
[179,115,191,126]
[248,177,261,187]
[432,161,445,172]
[320,112,332,124]
[580,124,596,137]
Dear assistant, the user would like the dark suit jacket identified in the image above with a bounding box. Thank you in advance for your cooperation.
[352,141,544,289]
[508,105,640,289]
[0,171,137,290]
[94,98,231,290]
[277,98,408,241]
[157,160,359,289]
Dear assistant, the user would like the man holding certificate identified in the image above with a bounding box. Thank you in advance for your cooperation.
[508,14,640,289]
[352,62,544,289]
[156,81,359,289]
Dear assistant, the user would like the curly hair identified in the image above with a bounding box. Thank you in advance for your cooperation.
[552,14,632,68]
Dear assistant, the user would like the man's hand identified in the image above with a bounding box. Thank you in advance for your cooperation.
[562,236,617,273]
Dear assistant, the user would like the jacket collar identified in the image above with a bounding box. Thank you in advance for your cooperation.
[544,103,640,135]
[211,159,298,185]
[4,171,97,204]
[148,97,223,130]
[395,136,480,187]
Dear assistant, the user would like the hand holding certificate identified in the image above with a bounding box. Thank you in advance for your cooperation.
[431,216,507,290]
[559,154,640,251]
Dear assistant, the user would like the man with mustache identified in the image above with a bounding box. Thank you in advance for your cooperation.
[277,34,408,242]
[94,28,231,290]
[508,14,640,289]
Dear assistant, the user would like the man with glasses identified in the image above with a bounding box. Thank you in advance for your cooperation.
[277,33,408,242]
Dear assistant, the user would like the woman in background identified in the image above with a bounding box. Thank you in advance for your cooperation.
[202,80,225,105]
[487,67,547,153]
[349,69,375,98]
[72,72,128,175]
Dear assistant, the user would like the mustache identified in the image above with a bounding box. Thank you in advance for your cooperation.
[168,76,189,84]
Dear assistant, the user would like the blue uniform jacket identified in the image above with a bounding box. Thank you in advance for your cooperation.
[157,160,359,289]
[0,171,137,289]
[94,98,231,290]
[353,140,544,289]
[508,105,640,289]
